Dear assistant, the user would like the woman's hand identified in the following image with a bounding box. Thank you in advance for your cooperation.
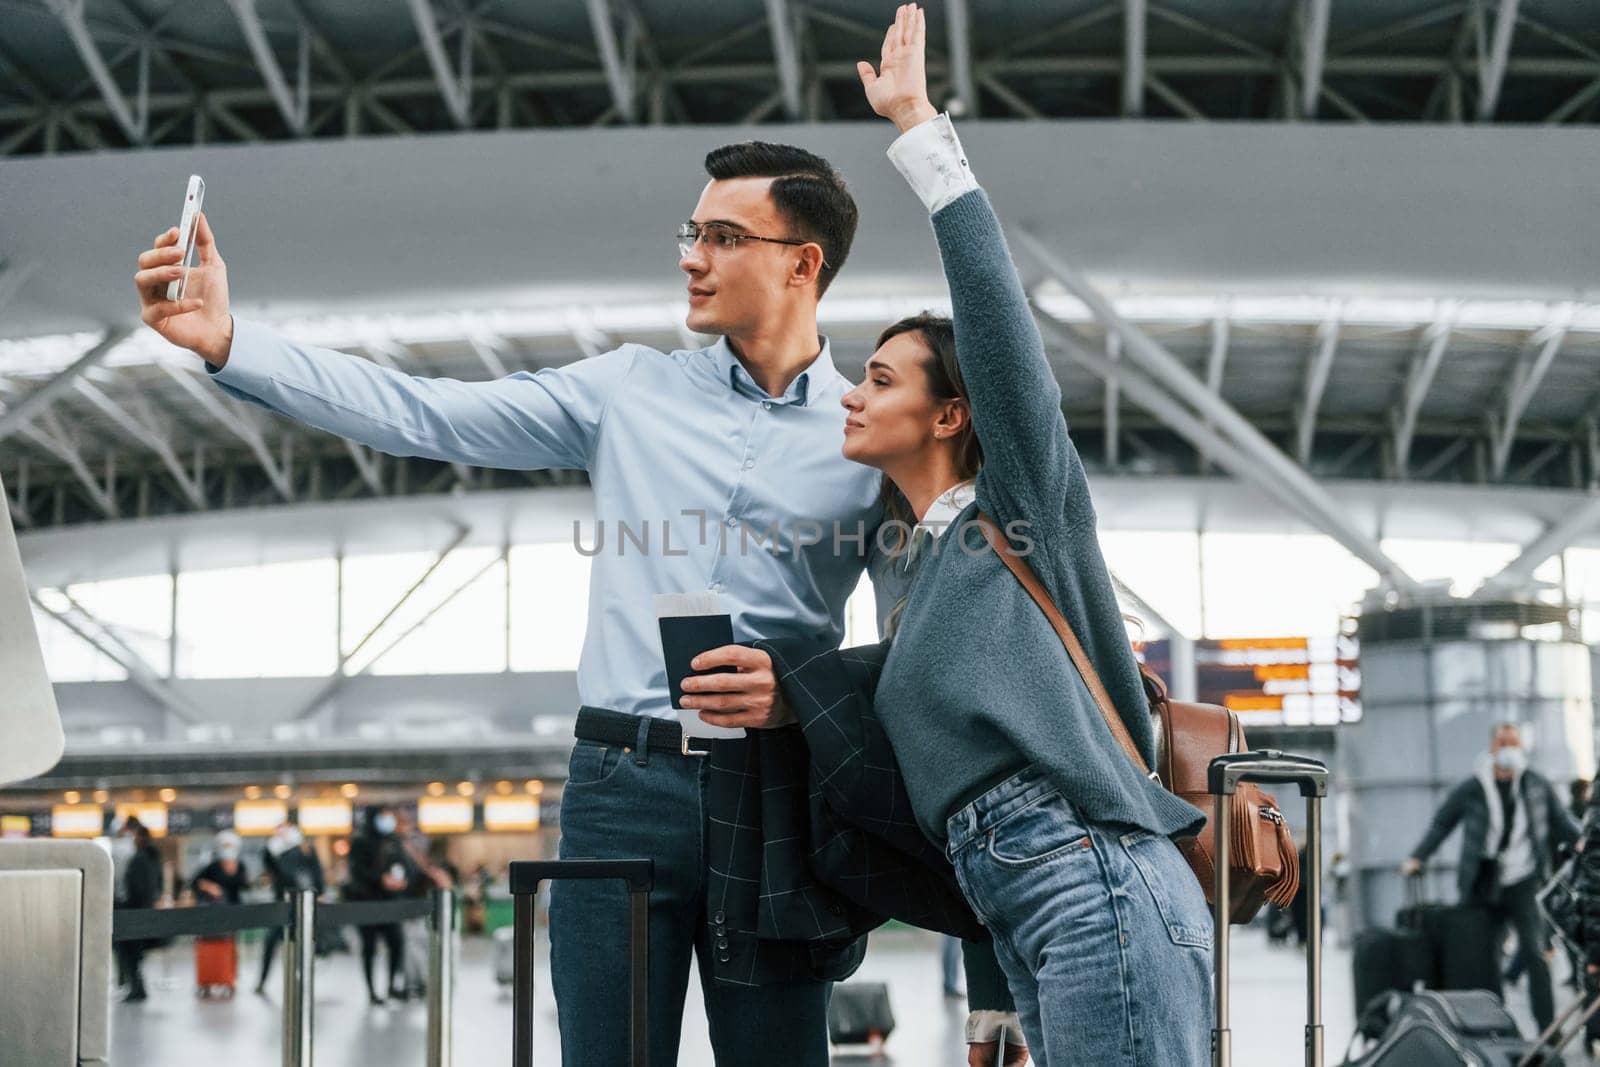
[858,4,938,133]
[680,645,795,730]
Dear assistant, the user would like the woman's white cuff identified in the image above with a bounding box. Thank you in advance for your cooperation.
[966,1009,1023,1044]
[887,112,979,214]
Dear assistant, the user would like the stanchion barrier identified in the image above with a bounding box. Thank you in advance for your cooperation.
[112,894,454,1067]
[282,889,315,1067]
[427,887,456,1067]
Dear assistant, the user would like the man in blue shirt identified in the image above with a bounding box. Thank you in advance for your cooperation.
[134,142,886,1064]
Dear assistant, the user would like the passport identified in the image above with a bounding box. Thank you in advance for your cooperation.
[654,592,745,739]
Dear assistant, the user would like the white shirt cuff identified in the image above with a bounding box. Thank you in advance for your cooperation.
[887,112,979,214]
[965,1010,1023,1045]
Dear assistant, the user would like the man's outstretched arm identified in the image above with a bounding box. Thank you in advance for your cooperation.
[134,213,634,471]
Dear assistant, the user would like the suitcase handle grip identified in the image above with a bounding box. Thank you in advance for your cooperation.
[1207,750,1329,798]
[509,858,654,895]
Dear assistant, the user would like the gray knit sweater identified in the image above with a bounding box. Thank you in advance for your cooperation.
[875,188,1208,845]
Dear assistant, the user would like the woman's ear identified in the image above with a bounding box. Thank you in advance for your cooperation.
[934,398,970,438]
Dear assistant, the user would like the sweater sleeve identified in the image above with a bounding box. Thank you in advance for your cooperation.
[962,937,1016,1012]
[928,188,1088,533]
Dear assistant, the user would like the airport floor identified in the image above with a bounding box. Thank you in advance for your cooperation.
[108,924,1594,1066]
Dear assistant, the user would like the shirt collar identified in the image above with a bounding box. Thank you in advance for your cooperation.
[710,335,838,407]
[916,479,977,535]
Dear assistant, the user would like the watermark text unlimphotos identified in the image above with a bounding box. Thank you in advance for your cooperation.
[571,510,1035,561]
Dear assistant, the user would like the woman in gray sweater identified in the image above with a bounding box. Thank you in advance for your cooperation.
[847,7,1213,1064]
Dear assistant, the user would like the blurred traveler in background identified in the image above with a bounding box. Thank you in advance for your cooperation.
[256,824,326,995]
[114,819,162,1003]
[1401,722,1579,1029]
[347,805,409,1005]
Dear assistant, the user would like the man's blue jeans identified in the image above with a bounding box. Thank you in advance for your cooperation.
[549,736,830,1066]
[946,767,1214,1067]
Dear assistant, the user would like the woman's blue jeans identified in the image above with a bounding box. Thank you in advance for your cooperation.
[946,768,1214,1067]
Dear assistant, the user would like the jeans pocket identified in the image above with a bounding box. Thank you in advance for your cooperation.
[564,739,624,789]
[986,790,1095,870]
[1122,830,1213,949]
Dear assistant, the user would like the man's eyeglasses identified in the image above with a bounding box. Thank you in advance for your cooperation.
[677,222,831,270]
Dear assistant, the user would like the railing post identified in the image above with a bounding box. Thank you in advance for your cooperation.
[427,887,456,1067]
[281,889,315,1067]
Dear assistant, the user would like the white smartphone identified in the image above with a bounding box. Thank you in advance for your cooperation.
[165,174,205,302]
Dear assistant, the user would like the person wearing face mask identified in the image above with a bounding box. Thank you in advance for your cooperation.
[192,829,250,995]
[110,816,140,989]
[346,805,410,1005]
[114,819,163,1002]
[193,829,250,904]
[1401,722,1580,1029]
[256,824,326,995]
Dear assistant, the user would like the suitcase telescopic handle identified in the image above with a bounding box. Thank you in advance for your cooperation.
[509,858,655,1067]
[1210,751,1329,1067]
[1207,750,1329,798]
[510,858,654,894]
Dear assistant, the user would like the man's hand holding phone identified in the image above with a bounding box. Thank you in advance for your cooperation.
[134,210,234,368]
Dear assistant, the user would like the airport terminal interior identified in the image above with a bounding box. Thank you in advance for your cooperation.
[3,0,1599,1063]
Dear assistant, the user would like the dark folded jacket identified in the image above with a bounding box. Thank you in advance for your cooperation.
[703,635,986,987]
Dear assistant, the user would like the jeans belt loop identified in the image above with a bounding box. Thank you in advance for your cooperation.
[634,716,652,767]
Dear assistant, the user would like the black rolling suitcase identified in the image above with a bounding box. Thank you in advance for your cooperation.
[1398,877,1502,997]
[1209,750,1331,1066]
[828,980,896,1047]
[1342,985,1600,1066]
[509,858,654,1067]
[1345,990,1527,1065]
[1352,924,1434,1033]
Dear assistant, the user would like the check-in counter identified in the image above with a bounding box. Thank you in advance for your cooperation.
[0,839,112,1066]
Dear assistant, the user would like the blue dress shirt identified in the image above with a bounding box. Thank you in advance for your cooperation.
[210,319,887,719]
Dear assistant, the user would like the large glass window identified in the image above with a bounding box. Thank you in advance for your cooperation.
[177,560,337,678]
[341,548,508,675]
[1199,533,1377,639]
[29,531,1587,685]
[1379,538,1521,598]
[33,595,129,683]
[1099,530,1205,639]
[32,574,175,682]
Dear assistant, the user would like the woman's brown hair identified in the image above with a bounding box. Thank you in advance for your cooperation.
[874,312,984,555]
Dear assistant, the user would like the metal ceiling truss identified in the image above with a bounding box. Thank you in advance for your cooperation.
[5,1,1599,155]
[1013,227,1420,591]
[29,587,205,723]
[3,294,1598,533]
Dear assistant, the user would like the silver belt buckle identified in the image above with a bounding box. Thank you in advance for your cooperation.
[680,733,708,757]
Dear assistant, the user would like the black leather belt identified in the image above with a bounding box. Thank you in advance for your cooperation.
[575,705,707,756]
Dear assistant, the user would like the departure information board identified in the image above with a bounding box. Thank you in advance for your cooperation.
[1143,635,1360,726]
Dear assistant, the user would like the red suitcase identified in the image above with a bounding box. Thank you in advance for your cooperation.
[196,935,237,997]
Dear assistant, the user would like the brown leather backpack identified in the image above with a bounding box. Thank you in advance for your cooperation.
[976,514,1299,924]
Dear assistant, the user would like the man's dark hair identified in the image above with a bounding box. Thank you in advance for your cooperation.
[703,142,858,297]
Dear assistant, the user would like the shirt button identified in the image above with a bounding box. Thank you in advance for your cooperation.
[743,459,755,470]
[716,937,728,949]
[761,401,772,411]
[709,582,722,593]
[725,516,737,528]
[713,911,725,923]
